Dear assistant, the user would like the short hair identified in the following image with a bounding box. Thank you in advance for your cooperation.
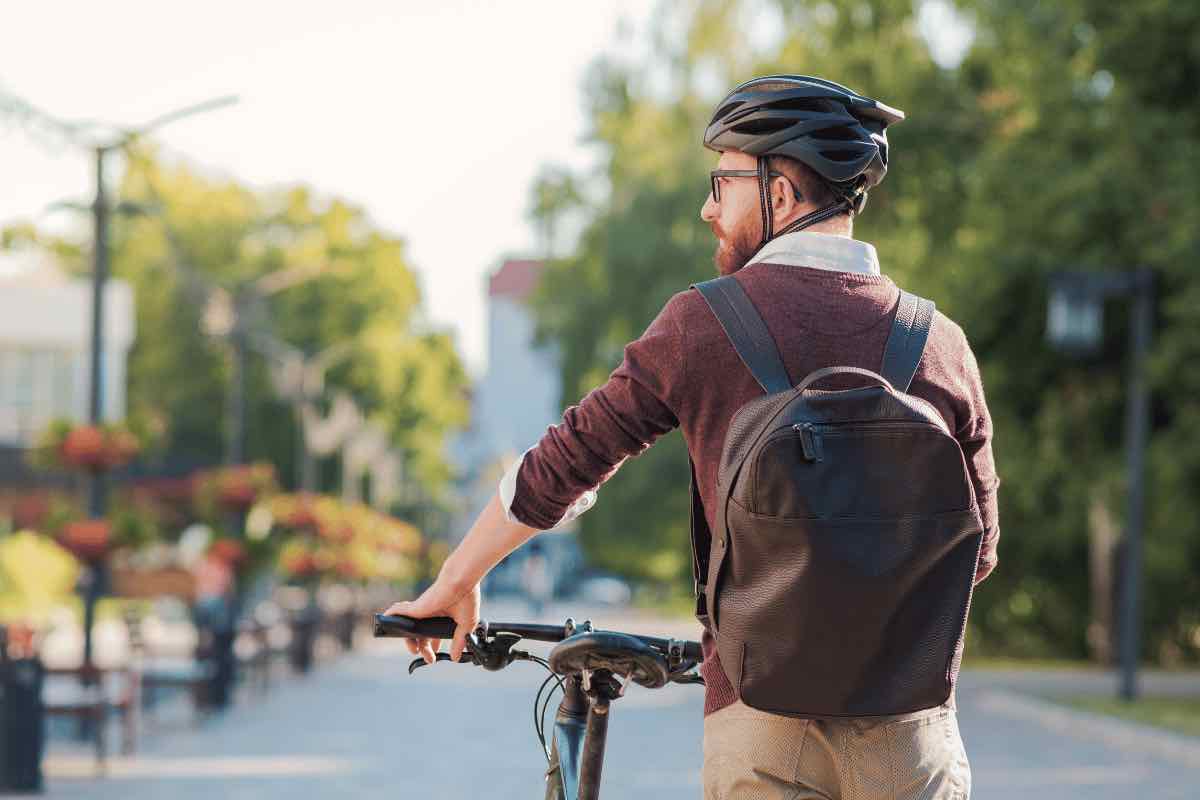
[766,155,848,216]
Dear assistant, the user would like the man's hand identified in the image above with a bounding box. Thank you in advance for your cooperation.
[383,579,481,666]
[381,492,537,665]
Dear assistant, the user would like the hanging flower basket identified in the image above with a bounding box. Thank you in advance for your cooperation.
[58,519,112,562]
[29,420,145,474]
[61,426,108,470]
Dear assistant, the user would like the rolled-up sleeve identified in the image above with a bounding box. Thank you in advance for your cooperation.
[507,294,688,530]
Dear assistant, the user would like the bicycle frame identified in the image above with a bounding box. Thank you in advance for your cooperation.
[544,675,611,800]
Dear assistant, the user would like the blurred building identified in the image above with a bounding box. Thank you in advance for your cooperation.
[448,259,582,597]
[0,249,135,448]
[474,259,563,457]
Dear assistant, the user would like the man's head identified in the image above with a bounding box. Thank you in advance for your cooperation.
[701,151,848,275]
[700,75,905,274]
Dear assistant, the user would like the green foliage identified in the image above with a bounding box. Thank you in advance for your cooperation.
[529,0,1200,662]
[97,149,464,491]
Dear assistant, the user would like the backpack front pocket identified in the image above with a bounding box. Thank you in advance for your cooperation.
[715,503,981,718]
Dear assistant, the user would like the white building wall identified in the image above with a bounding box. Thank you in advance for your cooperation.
[0,253,135,446]
[446,262,574,547]
[477,295,562,457]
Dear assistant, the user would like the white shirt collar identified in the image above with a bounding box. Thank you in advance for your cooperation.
[744,231,881,276]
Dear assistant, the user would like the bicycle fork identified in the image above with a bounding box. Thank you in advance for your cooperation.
[545,675,611,800]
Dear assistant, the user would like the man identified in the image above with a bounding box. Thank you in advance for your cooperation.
[387,75,998,799]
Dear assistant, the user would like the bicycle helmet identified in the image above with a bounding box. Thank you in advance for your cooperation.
[704,75,905,246]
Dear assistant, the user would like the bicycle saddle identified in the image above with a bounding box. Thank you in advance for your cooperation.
[548,631,669,689]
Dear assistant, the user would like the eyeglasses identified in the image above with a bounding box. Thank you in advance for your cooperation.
[709,169,802,203]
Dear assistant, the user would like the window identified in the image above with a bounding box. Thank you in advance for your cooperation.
[0,346,80,445]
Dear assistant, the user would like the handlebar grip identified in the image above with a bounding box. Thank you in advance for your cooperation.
[373,613,458,640]
[682,641,703,662]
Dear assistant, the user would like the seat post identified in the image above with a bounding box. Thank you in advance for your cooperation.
[577,695,611,800]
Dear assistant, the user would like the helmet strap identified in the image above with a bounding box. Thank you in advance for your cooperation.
[752,155,852,253]
[756,157,773,249]
[773,199,852,238]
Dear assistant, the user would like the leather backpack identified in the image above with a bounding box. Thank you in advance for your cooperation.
[690,276,984,718]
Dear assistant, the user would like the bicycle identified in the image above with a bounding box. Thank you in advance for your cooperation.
[374,613,704,800]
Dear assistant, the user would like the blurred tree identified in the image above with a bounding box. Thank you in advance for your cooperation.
[114,150,469,490]
[951,0,1200,662]
[529,0,1200,661]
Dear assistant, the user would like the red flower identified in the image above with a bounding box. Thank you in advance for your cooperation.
[61,426,107,471]
[210,538,247,567]
[217,468,259,511]
[282,551,318,577]
[318,519,355,543]
[59,519,112,561]
[281,495,319,530]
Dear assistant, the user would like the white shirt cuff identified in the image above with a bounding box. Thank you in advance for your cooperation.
[499,448,597,531]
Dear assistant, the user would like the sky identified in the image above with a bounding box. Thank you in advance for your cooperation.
[1,0,658,377]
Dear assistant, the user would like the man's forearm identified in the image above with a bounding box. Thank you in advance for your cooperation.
[438,492,540,592]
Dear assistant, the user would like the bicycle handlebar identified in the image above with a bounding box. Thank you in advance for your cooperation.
[373,614,458,640]
[373,613,704,663]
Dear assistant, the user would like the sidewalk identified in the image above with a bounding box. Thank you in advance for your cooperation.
[21,605,1200,799]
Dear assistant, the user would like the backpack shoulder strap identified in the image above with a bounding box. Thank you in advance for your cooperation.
[693,276,792,394]
[880,290,937,392]
[688,457,711,628]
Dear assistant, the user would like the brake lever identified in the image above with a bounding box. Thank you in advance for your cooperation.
[407,651,473,675]
[406,631,529,675]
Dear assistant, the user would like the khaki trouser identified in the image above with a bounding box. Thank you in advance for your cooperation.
[703,700,971,800]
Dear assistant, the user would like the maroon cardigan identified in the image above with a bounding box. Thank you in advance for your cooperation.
[510,262,1001,716]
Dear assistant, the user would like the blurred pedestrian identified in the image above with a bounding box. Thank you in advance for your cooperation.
[192,548,235,709]
[521,543,552,617]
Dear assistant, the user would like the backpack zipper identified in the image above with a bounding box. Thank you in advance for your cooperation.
[790,420,943,463]
[793,423,824,462]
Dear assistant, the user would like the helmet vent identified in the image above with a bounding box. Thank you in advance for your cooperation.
[732,118,791,135]
[769,97,831,114]
[815,126,861,142]
[711,101,743,123]
[822,149,864,162]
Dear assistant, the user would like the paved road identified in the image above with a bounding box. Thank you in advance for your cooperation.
[28,606,1200,799]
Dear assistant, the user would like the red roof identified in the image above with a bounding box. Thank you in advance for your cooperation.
[488,259,543,301]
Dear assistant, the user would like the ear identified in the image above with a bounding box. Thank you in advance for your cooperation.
[770,175,804,225]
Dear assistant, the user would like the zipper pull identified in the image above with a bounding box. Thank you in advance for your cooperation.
[793,423,823,462]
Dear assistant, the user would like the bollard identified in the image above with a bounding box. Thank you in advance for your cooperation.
[0,624,46,793]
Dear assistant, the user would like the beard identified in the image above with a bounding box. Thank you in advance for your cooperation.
[711,217,761,276]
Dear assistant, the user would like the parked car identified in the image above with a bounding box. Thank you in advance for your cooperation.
[567,572,632,607]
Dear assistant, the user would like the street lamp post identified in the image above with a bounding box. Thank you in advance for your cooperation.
[1047,268,1155,701]
[79,146,111,677]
